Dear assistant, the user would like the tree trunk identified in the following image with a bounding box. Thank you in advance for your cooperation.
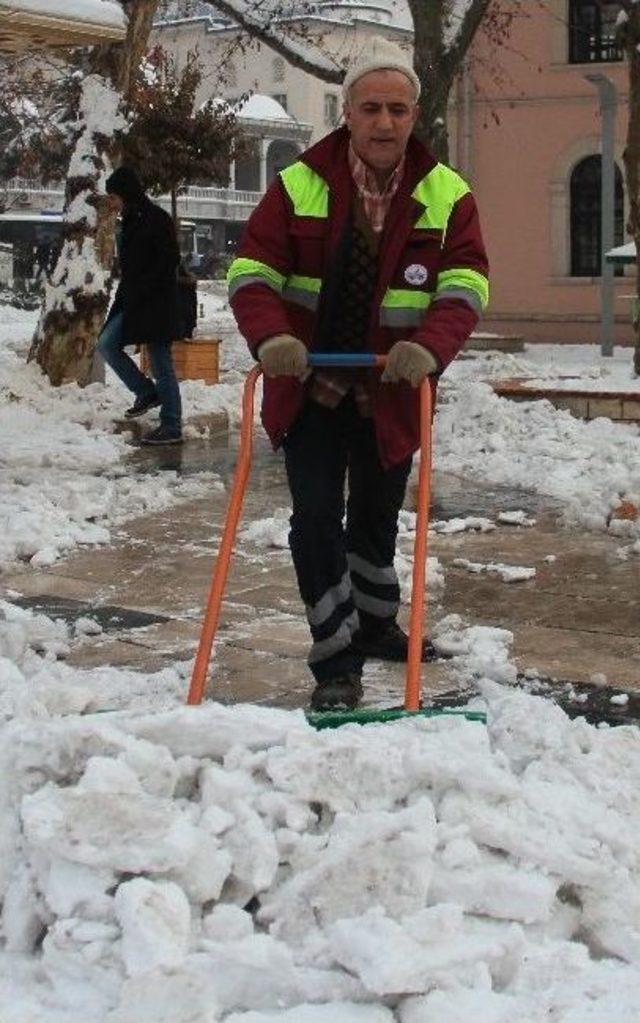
[407,0,452,162]
[623,12,640,376]
[171,186,178,231]
[29,0,159,386]
[405,0,492,164]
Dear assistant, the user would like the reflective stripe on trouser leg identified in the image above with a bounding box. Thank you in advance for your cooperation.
[347,552,400,620]
[305,569,359,665]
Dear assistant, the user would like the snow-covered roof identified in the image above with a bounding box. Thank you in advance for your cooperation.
[313,1,393,26]
[0,0,127,52]
[236,94,292,122]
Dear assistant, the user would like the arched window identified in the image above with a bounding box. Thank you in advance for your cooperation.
[569,0,622,63]
[570,155,624,277]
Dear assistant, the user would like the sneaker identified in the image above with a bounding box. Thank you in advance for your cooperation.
[125,391,161,418]
[140,425,183,446]
[350,621,444,663]
[310,673,363,712]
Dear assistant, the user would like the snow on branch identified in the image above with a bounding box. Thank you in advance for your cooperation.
[202,0,343,82]
[443,0,477,49]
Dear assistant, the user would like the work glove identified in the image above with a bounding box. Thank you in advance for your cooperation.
[257,334,308,378]
[381,341,439,387]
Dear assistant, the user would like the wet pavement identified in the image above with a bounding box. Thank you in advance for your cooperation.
[2,427,639,724]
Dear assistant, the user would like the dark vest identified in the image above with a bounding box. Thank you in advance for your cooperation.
[321,197,380,352]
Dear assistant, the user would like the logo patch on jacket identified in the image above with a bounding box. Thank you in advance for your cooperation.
[404,263,428,286]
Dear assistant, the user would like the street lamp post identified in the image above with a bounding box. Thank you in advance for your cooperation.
[585,73,617,357]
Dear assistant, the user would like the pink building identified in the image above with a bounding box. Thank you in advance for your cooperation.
[456,0,633,345]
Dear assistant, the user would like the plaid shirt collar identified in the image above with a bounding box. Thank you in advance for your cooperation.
[348,143,405,234]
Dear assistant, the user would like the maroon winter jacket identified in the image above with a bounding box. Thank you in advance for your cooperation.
[229,126,489,467]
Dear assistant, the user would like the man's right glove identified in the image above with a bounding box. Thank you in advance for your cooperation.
[381,340,439,387]
[257,335,308,378]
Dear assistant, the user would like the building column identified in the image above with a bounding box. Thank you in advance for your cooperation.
[259,138,269,192]
[229,160,236,190]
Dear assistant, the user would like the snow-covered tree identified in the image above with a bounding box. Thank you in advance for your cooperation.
[0,57,80,186]
[616,2,640,375]
[29,0,159,386]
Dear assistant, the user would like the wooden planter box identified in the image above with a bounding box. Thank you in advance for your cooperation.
[141,338,220,385]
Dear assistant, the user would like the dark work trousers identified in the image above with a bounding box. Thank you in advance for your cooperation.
[282,393,412,683]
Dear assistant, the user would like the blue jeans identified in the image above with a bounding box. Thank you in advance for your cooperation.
[97,312,182,430]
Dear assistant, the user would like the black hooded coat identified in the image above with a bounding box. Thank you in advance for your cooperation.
[104,168,181,346]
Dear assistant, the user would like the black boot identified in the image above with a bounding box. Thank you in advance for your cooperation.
[350,621,443,663]
[140,425,183,446]
[310,673,363,712]
[125,390,161,418]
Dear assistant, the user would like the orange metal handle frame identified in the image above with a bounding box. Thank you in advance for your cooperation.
[187,363,433,711]
[187,364,260,705]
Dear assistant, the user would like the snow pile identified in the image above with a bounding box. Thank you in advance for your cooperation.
[437,379,640,538]
[241,508,290,550]
[516,342,640,394]
[0,304,243,571]
[431,515,496,534]
[0,670,639,1021]
[433,616,517,685]
[497,509,535,527]
[453,559,536,583]
[453,342,639,390]
[0,599,189,719]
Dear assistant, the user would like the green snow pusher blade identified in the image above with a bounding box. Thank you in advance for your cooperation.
[305,707,487,731]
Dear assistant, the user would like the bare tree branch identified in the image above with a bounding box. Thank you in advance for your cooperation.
[446,0,493,75]
[201,0,343,82]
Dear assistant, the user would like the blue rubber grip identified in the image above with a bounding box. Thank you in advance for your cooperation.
[307,353,378,367]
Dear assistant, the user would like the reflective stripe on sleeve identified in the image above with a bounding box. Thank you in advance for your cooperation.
[436,268,489,311]
[379,288,433,327]
[282,273,322,310]
[227,257,286,298]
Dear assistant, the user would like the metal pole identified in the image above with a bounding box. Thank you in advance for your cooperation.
[586,74,618,357]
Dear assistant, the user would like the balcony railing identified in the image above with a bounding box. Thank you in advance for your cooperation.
[181,185,262,204]
[3,179,263,207]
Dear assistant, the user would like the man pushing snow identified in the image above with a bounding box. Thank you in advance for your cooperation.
[228,37,489,712]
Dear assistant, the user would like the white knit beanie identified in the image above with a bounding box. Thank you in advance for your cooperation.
[342,36,420,101]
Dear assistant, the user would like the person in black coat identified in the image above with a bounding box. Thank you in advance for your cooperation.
[97,166,183,445]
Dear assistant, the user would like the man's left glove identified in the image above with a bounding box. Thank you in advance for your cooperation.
[381,341,439,387]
